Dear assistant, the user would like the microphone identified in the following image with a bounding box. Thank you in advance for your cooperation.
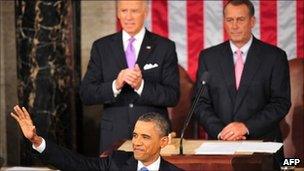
[179,71,209,155]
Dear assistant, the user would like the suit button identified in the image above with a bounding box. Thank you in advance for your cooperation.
[129,103,134,108]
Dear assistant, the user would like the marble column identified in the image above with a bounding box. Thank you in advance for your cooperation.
[15,0,80,165]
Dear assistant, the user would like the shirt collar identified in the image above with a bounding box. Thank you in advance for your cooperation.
[229,35,253,54]
[123,27,146,43]
[137,156,161,171]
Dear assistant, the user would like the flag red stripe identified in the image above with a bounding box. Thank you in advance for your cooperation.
[260,0,277,45]
[152,1,168,37]
[296,0,304,58]
[223,0,229,41]
[187,1,204,81]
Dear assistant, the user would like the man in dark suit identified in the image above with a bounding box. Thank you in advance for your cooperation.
[11,105,182,171]
[194,0,291,143]
[79,0,179,152]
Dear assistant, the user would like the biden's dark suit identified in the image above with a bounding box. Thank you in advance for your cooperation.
[80,29,180,152]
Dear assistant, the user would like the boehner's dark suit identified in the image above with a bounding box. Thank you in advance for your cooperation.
[195,36,291,141]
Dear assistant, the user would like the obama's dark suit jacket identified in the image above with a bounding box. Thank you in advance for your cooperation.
[37,140,182,171]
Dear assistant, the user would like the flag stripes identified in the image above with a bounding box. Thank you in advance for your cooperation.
[117,0,304,81]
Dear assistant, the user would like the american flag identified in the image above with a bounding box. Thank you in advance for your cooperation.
[118,0,304,81]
